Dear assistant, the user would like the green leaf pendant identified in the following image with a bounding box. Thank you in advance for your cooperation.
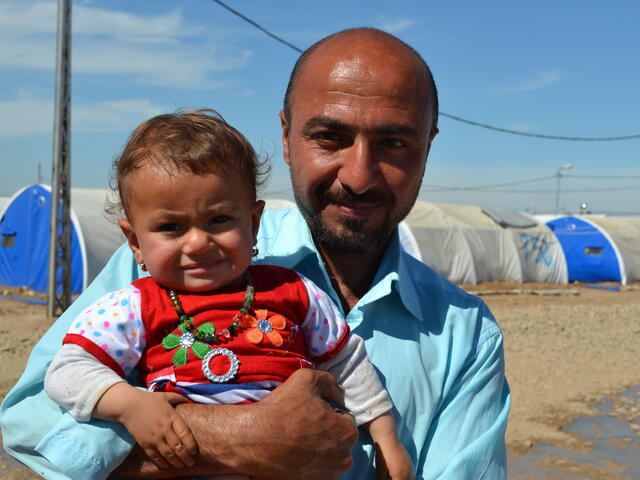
[173,346,188,367]
[191,341,211,359]
[162,333,182,350]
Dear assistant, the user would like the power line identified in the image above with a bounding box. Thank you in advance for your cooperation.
[211,0,302,53]
[422,175,554,191]
[211,0,640,143]
[426,185,640,194]
[564,174,640,179]
[440,113,640,142]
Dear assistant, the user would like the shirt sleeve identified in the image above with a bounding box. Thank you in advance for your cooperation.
[296,273,350,362]
[0,243,142,480]
[45,344,126,422]
[63,284,146,378]
[422,303,510,480]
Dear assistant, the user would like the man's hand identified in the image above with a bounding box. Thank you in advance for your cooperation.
[244,368,358,479]
[112,368,358,479]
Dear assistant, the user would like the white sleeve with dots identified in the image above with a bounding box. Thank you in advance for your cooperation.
[65,284,146,376]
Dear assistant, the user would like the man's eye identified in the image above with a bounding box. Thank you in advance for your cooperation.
[380,138,406,148]
[210,216,231,224]
[312,131,345,144]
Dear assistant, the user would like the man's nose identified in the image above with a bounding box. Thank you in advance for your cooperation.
[336,139,381,195]
[183,228,212,255]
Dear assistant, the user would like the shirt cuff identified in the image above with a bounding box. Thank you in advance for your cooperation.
[36,413,134,480]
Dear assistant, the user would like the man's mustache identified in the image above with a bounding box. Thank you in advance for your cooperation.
[320,187,390,205]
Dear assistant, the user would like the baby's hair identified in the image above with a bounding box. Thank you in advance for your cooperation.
[107,109,269,219]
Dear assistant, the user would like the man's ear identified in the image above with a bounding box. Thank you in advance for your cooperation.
[279,110,291,166]
[424,126,439,162]
[118,219,144,265]
[251,200,265,245]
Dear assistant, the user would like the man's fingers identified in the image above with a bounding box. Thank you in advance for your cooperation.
[291,369,343,404]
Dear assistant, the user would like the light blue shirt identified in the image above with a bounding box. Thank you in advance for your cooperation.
[1,208,510,479]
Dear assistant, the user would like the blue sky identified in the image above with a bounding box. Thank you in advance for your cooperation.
[1,0,639,214]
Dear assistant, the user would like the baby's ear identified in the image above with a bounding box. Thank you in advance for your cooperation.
[251,200,265,243]
[118,219,144,265]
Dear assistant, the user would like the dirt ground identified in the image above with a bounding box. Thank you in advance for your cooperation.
[1,283,639,479]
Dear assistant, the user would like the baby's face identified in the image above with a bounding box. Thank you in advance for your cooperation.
[119,165,263,292]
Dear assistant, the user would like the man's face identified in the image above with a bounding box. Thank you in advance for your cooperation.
[281,49,436,255]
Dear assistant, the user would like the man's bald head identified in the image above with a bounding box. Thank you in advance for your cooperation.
[283,27,438,133]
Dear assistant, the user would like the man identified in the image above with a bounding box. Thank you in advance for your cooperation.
[1,28,509,479]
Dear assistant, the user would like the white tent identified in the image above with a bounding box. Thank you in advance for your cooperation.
[433,202,522,283]
[505,215,568,283]
[404,201,477,283]
[404,201,568,284]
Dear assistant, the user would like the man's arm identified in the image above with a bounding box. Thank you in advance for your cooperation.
[422,304,510,479]
[2,243,358,480]
[113,369,358,480]
[0,243,141,480]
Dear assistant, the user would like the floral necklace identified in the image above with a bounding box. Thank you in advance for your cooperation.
[161,272,254,378]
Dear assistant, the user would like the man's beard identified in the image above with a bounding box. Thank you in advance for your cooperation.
[293,185,400,255]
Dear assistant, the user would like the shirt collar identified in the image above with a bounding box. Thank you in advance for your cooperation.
[257,207,425,322]
[366,230,425,322]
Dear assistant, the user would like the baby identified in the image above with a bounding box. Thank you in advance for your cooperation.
[45,110,412,479]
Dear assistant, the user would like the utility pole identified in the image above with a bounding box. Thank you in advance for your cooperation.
[47,0,72,317]
[554,163,572,215]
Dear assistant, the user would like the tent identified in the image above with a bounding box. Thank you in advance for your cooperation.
[404,201,568,284]
[546,215,640,284]
[432,202,523,283]
[484,209,568,284]
[0,185,124,294]
[546,216,621,283]
[404,201,477,283]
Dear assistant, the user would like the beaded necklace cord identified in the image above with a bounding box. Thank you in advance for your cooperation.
[161,272,254,369]
[166,271,254,344]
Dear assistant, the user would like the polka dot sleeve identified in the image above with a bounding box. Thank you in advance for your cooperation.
[297,273,350,363]
[63,284,146,377]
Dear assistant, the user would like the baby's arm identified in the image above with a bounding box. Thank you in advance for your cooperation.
[318,337,414,480]
[45,344,198,469]
[297,274,413,479]
[93,378,197,469]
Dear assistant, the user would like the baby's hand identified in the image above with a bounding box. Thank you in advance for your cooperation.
[118,390,199,469]
[367,412,414,480]
[375,440,414,480]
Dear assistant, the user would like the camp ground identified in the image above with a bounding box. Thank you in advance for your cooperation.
[1,185,639,292]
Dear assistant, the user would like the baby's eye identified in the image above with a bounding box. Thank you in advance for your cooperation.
[157,223,181,232]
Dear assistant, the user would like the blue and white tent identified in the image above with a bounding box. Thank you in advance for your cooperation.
[546,215,640,284]
[0,185,124,294]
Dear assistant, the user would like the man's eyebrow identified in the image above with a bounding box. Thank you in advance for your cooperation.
[302,116,351,133]
[302,117,420,138]
[373,124,420,138]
